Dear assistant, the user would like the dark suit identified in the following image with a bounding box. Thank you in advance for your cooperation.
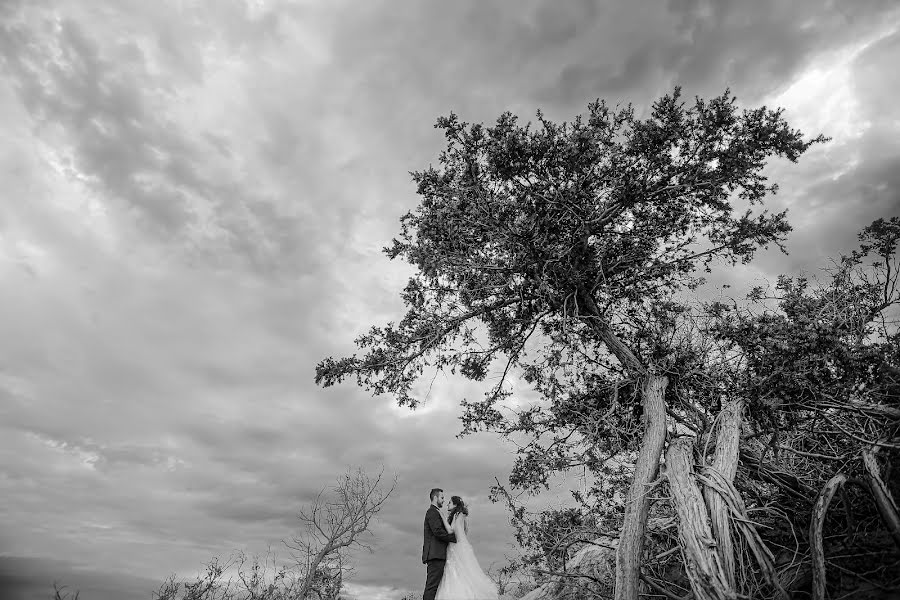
[422,505,457,600]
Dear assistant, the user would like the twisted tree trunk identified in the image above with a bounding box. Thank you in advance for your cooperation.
[738,447,814,502]
[577,292,667,600]
[614,373,668,600]
[810,473,847,600]
[862,444,900,551]
[698,463,788,599]
[702,398,743,588]
[667,436,736,600]
[667,400,788,600]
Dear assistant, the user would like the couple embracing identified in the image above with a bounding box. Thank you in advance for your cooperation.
[422,488,498,600]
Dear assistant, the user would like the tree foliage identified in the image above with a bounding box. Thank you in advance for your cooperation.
[316,87,823,412]
[315,86,823,536]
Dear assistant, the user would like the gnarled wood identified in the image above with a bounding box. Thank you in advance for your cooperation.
[614,373,668,600]
[844,400,900,420]
[702,398,743,588]
[577,290,647,377]
[810,473,847,600]
[666,436,736,600]
[576,295,662,600]
[697,467,788,599]
[862,444,900,551]
[738,448,814,502]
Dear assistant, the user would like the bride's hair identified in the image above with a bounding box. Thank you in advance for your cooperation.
[448,495,468,524]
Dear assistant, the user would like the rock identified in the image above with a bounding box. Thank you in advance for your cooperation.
[518,535,618,600]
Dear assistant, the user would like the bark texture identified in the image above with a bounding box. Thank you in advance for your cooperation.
[862,444,900,551]
[697,467,787,599]
[667,436,736,600]
[702,398,743,588]
[810,473,847,600]
[738,448,814,502]
[614,373,668,600]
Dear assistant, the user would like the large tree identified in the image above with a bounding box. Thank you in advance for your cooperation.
[316,88,824,600]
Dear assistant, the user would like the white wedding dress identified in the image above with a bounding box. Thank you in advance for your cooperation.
[435,513,499,600]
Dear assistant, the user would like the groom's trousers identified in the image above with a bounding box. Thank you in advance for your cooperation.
[423,558,446,600]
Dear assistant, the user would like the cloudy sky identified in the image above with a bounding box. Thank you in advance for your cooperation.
[1,1,899,599]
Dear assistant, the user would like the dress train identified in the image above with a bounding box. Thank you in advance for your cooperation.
[435,514,498,600]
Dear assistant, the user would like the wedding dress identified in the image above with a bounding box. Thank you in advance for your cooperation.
[435,513,498,600]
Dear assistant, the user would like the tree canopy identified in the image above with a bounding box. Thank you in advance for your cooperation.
[316,87,823,409]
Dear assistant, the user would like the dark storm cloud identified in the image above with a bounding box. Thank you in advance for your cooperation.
[1,1,898,599]
[0,1,336,277]
[325,0,900,125]
[755,25,900,277]
[550,0,900,107]
[0,556,159,600]
[3,16,198,235]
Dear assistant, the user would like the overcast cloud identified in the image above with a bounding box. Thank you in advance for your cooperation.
[1,1,899,599]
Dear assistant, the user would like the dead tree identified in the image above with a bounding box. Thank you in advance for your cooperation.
[285,466,395,599]
[148,467,394,600]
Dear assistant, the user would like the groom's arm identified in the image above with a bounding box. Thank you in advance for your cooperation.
[426,510,457,543]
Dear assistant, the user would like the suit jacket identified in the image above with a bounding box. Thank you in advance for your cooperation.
[422,505,457,563]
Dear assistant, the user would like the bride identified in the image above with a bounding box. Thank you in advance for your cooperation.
[435,495,499,600]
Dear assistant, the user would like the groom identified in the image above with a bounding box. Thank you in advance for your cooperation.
[422,487,457,600]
